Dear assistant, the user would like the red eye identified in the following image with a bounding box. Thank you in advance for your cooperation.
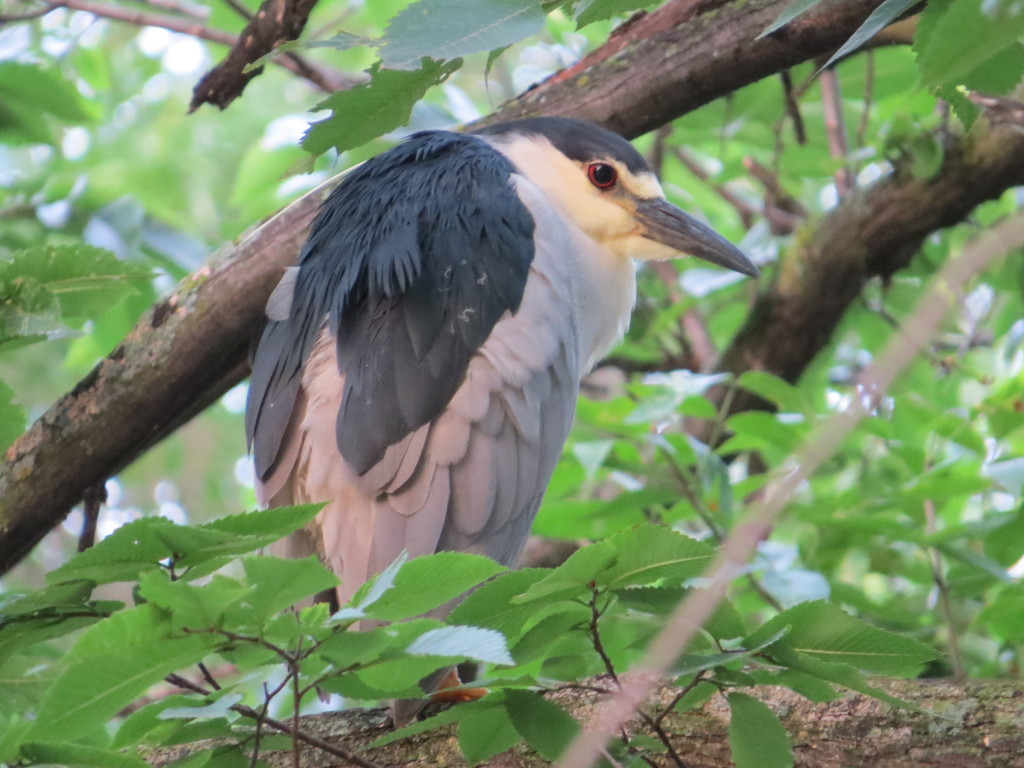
[587,162,617,190]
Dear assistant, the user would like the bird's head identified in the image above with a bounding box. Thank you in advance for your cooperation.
[475,117,759,277]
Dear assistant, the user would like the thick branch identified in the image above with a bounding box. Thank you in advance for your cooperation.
[0,182,334,572]
[145,679,1024,767]
[473,0,888,138]
[190,0,324,111]
[694,120,1024,440]
[0,0,913,573]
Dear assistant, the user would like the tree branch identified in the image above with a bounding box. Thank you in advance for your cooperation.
[190,0,332,111]
[0,0,920,573]
[693,119,1024,442]
[144,678,1024,767]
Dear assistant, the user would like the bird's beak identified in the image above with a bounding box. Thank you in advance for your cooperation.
[635,198,760,277]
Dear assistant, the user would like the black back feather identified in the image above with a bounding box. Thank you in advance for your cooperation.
[246,131,535,479]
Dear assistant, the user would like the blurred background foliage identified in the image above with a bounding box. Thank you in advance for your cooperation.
[1,0,1023,686]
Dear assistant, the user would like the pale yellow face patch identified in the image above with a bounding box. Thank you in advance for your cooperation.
[483,133,675,262]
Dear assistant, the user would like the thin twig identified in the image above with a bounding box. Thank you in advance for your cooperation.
[923,498,965,678]
[77,483,105,552]
[856,50,875,149]
[653,671,707,727]
[779,70,806,145]
[198,661,222,691]
[672,146,757,229]
[166,673,385,768]
[42,0,340,94]
[819,66,854,197]
[588,586,619,685]
[131,0,209,19]
[555,209,1024,768]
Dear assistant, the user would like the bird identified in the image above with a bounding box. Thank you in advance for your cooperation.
[245,116,758,715]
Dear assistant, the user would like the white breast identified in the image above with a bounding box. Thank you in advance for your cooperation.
[511,173,637,374]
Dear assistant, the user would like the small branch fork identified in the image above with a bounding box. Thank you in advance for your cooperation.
[5,0,348,99]
[168,621,385,768]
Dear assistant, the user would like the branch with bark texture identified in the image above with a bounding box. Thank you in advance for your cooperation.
[692,119,1024,444]
[0,0,892,574]
[190,0,326,110]
[144,678,1024,768]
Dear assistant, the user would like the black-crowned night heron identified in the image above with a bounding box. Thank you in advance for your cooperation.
[245,116,757,715]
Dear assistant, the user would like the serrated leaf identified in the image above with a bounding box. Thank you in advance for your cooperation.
[448,568,550,637]
[371,696,501,748]
[516,540,617,602]
[0,245,151,320]
[601,525,716,589]
[673,680,717,711]
[458,705,520,762]
[406,625,514,665]
[381,0,545,69]
[202,504,322,539]
[239,555,338,618]
[505,689,579,760]
[137,571,249,629]
[365,551,505,621]
[915,0,1024,91]
[46,518,179,584]
[765,643,923,711]
[28,606,218,742]
[334,551,409,621]
[303,60,461,155]
[20,742,150,768]
[727,693,793,768]
[575,0,658,27]
[745,601,935,673]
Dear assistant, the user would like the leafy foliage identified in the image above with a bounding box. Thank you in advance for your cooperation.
[3,0,1024,765]
[0,515,936,765]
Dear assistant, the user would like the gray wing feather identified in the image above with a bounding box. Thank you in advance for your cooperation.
[255,171,587,606]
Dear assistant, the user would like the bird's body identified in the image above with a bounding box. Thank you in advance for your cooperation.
[246,116,756,613]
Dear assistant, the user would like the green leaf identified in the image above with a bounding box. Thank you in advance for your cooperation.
[673,680,717,712]
[759,0,821,38]
[303,60,462,155]
[240,555,338,618]
[737,370,811,414]
[458,705,520,762]
[915,0,1024,92]
[516,541,617,602]
[0,379,25,452]
[365,551,505,621]
[0,245,151,320]
[371,696,501,748]
[978,584,1024,643]
[574,0,658,27]
[727,693,793,768]
[28,606,218,742]
[381,0,546,69]
[505,689,579,760]
[0,62,94,145]
[20,742,150,768]
[764,643,922,711]
[137,571,249,629]
[601,525,716,589]
[448,568,550,638]
[745,601,935,673]
[201,504,323,539]
[823,0,918,68]
[46,518,179,584]
[406,625,514,665]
